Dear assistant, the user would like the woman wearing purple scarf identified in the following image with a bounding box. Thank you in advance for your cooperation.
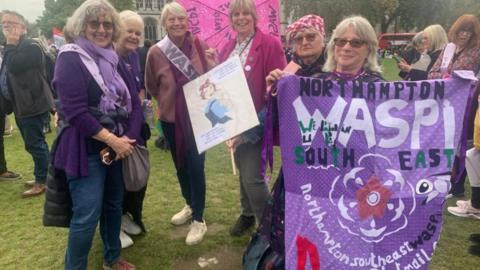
[52,0,140,269]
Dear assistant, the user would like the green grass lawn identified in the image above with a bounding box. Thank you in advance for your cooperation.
[0,59,479,269]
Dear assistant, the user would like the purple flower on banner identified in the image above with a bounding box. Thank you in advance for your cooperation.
[356,175,392,219]
[329,154,416,243]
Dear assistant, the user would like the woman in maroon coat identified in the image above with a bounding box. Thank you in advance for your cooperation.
[217,0,287,236]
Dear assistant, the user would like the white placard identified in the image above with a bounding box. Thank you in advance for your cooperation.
[183,56,259,153]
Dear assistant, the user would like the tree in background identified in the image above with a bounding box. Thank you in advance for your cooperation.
[36,0,134,38]
[283,0,480,35]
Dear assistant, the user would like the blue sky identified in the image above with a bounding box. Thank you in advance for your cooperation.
[2,0,45,22]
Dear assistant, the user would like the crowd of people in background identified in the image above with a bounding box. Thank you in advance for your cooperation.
[1,0,480,269]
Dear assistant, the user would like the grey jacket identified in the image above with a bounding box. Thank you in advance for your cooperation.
[2,36,53,118]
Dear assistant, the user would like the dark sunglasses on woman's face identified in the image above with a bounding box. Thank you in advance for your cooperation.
[87,20,113,31]
[333,38,366,48]
[293,33,318,44]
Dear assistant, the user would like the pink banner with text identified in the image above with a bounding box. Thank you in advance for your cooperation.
[177,0,280,50]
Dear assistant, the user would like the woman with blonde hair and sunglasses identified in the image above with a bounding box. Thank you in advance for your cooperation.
[320,15,383,82]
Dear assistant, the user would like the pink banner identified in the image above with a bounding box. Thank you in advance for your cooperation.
[177,0,280,50]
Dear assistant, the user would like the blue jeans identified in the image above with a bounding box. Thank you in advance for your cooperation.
[65,155,124,270]
[15,112,50,183]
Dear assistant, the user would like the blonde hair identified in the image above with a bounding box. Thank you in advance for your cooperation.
[323,16,381,73]
[64,0,120,43]
[118,10,144,41]
[119,10,144,27]
[228,0,258,26]
[160,2,187,28]
[423,24,448,52]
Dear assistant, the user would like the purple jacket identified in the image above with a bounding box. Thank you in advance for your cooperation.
[219,29,286,113]
[52,51,142,177]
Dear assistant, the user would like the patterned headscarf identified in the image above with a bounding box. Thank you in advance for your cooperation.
[286,15,325,43]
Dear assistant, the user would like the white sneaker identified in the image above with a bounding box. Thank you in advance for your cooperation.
[171,205,192,225]
[121,214,142,235]
[448,200,480,219]
[185,220,207,245]
[119,230,134,248]
[456,200,470,208]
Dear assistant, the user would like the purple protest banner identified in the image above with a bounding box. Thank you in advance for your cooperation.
[277,74,475,269]
[177,0,280,49]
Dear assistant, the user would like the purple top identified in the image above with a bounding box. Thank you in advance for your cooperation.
[118,51,145,146]
[52,51,142,177]
[119,51,145,93]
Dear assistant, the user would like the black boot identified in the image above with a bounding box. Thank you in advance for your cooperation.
[469,233,480,244]
[468,244,480,256]
[230,215,255,236]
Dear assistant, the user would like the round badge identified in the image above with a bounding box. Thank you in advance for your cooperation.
[245,65,251,71]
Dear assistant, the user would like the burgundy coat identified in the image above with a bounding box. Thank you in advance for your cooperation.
[218,29,286,113]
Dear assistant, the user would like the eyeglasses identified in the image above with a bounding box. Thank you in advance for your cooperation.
[293,33,319,44]
[458,30,473,36]
[87,20,113,31]
[1,21,22,27]
[333,38,366,48]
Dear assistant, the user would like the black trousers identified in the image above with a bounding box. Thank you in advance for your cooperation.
[161,121,206,221]
[0,113,6,173]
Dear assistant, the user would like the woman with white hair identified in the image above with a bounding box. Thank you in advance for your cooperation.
[52,0,141,269]
[145,1,214,245]
[115,10,148,249]
[398,31,424,79]
[398,24,448,80]
[246,14,326,270]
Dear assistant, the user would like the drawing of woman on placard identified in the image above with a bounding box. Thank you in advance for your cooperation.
[198,79,233,127]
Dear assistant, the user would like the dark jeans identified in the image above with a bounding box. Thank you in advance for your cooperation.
[65,155,124,270]
[0,114,6,173]
[161,121,206,221]
[15,112,49,183]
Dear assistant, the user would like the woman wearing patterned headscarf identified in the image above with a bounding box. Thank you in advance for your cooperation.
[245,14,327,270]
[266,14,326,86]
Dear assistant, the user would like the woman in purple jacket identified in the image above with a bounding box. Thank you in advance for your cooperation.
[115,10,148,249]
[217,0,287,237]
[52,0,141,269]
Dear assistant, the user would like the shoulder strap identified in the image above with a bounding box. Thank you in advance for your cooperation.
[156,36,198,81]
[194,38,208,73]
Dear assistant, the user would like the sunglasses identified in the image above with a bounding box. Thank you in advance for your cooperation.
[87,20,113,31]
[333,38,366,48]
[293,33,319,44]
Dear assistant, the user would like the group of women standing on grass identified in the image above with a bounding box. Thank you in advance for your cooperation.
[51,0,285,268]
[46,0,480,269]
